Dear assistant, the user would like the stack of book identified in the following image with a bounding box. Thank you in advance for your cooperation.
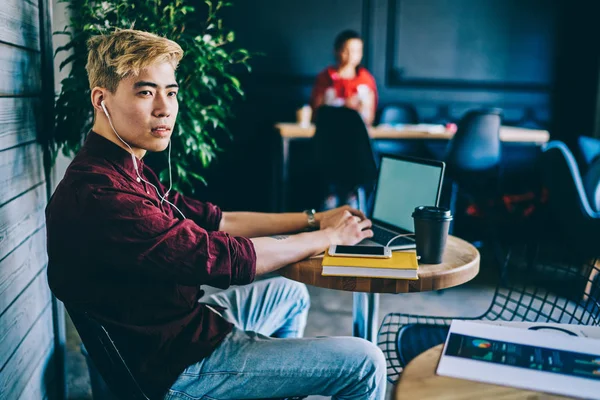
[321,251,418,279]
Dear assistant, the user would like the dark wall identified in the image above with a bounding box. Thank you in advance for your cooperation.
[199,0,597,212]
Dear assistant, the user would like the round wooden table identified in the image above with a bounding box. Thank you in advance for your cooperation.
[395,345,571,399]
[279,235,479,342]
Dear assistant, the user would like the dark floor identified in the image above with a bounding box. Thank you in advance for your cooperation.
[65,251,498,400]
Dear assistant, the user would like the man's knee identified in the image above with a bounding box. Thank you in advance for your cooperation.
[269,277,310,308]
[350,337,387,380]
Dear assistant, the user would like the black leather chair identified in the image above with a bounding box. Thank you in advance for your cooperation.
[377,104,418,125]
[443,108,503,237]
[312,105,378,212]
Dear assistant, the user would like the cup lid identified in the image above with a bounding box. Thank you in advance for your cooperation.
[412,206,453,220]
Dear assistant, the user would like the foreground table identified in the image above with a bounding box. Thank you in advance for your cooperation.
[395,344,571,400]
[279,235,479,343]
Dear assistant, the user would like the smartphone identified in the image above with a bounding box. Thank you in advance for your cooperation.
[328,245,392,258]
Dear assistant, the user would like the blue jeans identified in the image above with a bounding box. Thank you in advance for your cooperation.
[164,277,387,400]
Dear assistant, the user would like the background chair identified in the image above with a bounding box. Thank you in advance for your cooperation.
[377,104,419,125]
[442,108,503,239]
[578,136,600,174]
[312,105,378,212]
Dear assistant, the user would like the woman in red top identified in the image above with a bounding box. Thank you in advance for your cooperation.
[310,30,378,125]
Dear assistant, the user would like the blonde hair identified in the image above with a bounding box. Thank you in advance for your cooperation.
[86,29,184,92]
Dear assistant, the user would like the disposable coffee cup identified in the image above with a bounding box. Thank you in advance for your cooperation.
[296,105,312,127]
[412,206,453,264]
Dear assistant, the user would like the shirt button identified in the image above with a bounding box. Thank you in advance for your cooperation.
[146,191,150,194]
[136,177,141,182]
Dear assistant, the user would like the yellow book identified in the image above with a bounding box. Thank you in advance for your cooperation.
[321,251,418,279]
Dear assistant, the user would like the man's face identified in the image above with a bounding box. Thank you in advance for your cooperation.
[103,62,179,156]
[337,38,363,68]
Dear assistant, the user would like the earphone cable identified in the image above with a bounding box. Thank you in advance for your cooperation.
[103,103,186,219]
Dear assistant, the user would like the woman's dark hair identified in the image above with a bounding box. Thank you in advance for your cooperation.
[334,30,362,52]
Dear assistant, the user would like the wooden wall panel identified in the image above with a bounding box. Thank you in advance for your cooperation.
[0,229,47,316]
[18,346,57,400]
[0,42,42,96]
[0,272,52,369]
[0,185,46,262]
[0,98,39,151]
[0,0,62,398]
[0,305,54,398]
[0,144,45,206]
[0,0,40,51]
[17,346,56,400]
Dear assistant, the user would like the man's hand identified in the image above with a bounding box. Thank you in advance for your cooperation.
[316,205,366,230]
[322,210,373,246]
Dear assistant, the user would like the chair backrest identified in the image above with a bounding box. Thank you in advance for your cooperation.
[541,142,600,244]
[312,105,378,189]
[578,136,600,171]
[67,307,150,400]
[484,253,600,326]
[378,104,418,125]
[445,108,502,173]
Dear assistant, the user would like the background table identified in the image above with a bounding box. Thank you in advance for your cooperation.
[395,344,571,400]
[279,235,480,343]
[274,123,550,211]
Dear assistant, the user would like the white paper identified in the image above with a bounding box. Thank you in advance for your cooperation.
[437,320,600,399]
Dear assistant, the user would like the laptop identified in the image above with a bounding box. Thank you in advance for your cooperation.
[361,154,445,250]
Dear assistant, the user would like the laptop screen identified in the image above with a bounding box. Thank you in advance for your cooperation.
[372,156,444,232]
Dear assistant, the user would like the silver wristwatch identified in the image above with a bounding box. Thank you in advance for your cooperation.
[303,209,318,229]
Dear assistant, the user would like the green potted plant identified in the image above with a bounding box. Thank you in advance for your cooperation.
[52,0,251,193]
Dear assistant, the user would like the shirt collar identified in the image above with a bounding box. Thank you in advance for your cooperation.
[81,131,143,180]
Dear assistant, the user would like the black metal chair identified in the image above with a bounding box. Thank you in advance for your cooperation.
[313,105,378,212]
[378,251,600,383]
[67,307,150,400]
[378,104,418,125]
[69,307,307,400]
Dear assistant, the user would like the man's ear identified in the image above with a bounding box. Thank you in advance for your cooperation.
[91,87,107,114]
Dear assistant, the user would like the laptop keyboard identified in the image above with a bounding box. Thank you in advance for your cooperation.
[371,225,414,247]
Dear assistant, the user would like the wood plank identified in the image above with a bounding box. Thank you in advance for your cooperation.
[0,0,40,51]
[0,271,51,369]
[0,98,39,151]
[0,304,54,398]
[17,345,56,400]
[0,143,45,206]
[0,184,46,262]
[0,42,41,96]
[0,229,47,316]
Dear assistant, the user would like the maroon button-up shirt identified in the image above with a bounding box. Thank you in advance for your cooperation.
[46,132,256,398]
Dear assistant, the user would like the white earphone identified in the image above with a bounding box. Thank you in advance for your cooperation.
[100,99,185,219]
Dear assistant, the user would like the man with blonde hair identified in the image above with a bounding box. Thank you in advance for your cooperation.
[46,29,386,400]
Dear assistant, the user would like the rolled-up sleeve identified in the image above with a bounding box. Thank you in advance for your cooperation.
[83,186,256,289]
